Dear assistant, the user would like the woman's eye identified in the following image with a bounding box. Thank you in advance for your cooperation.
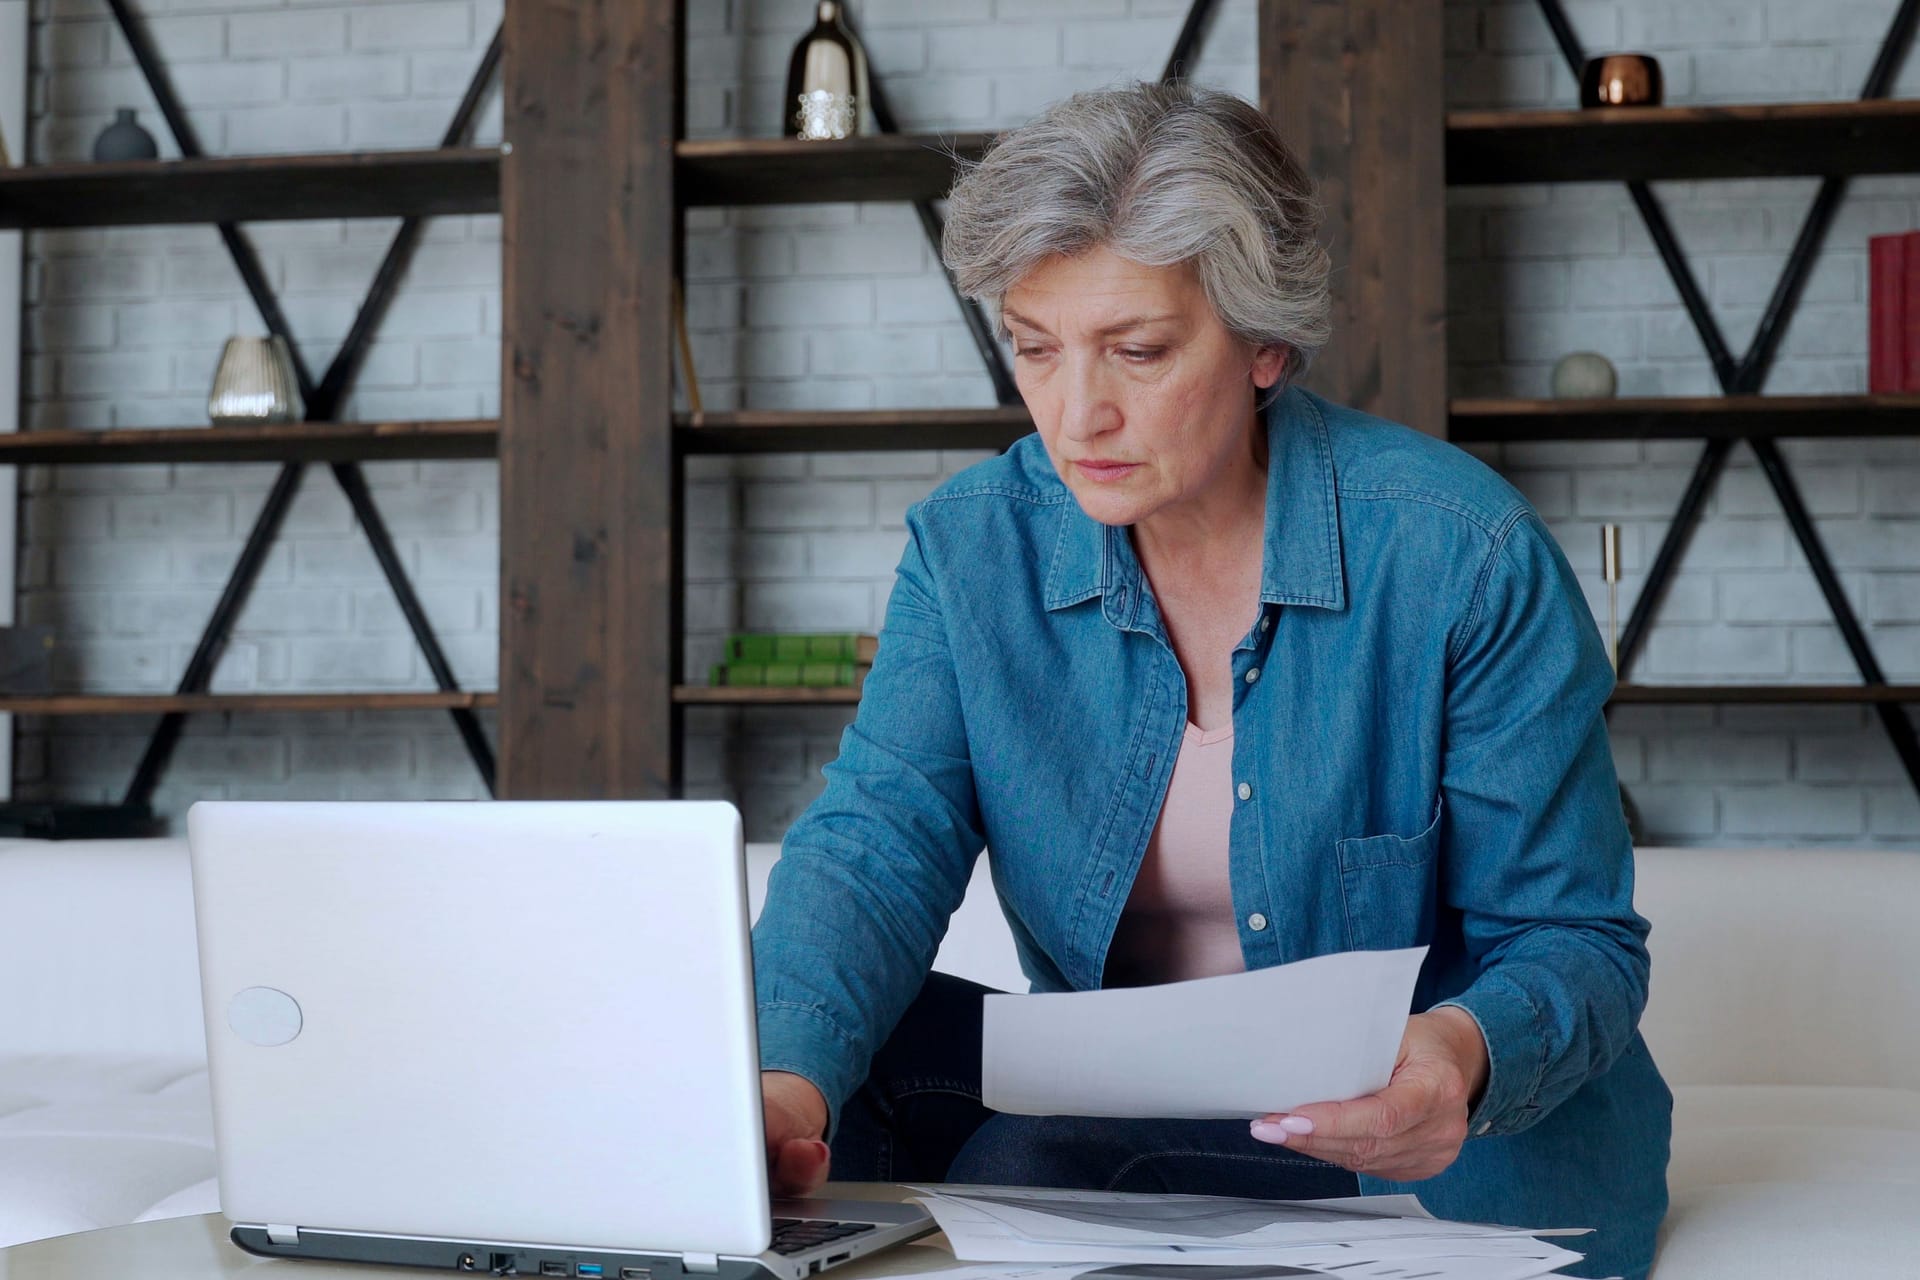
[1120,347,1165,364]
[1014,346,1049,359]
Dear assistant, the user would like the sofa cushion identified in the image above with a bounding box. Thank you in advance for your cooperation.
[1655,1083,1920,1278]
[0,1056,214,1249]
[1635,848,1920,1092]
[0,839,205,1059]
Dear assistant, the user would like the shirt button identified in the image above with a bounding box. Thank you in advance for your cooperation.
[1258,616,1270,631]
[1236,781,1252,801]
[1475,1121,1492,1136]
[1247,912,1268,932]
[1244,667,1260,684]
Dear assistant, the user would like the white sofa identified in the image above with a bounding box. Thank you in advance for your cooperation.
[1,837,1915,1278]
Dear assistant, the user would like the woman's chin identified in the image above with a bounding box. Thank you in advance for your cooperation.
[1069,485,1150,527]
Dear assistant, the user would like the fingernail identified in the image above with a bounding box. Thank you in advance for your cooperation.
[811,1141,830,1160]
[1250,1121,1291,1144]
[1279,1115,1315,1135]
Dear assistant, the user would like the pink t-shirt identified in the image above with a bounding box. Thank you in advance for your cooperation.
[1102,720,1248,987]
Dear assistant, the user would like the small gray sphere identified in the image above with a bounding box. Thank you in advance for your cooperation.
[1552,351,1619,399]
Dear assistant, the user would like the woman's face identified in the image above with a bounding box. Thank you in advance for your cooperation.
[1001,244,1289,529]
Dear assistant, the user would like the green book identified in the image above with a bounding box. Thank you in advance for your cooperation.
[710,660,862,687]
[724,633,878,664]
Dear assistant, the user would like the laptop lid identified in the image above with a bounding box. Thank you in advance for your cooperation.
[189,800,770,1258]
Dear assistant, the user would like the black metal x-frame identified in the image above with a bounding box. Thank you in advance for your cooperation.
[1531,0,1920,801]
[100,0,502,805]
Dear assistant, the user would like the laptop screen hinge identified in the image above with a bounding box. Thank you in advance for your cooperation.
[683,1253,719,1274]
[266,1224,301,1246]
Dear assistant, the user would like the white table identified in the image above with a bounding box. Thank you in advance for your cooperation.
[0,1187,966,1280]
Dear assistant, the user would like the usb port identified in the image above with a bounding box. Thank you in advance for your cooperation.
[577,1267,603,1278]
[540,1263,567,1277]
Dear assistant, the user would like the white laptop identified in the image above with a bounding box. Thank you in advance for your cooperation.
[187,800,933,1280]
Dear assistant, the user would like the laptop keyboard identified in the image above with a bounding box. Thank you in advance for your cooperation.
[768,1219,879,1257]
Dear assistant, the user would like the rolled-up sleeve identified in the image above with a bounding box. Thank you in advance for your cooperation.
[1430,510,1649,1139]
[750,506,985,1135]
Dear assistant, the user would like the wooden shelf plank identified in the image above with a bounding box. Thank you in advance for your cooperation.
[674,685,861,705]
[676,406,1031,453]
[1610,684,1920,705]
[1447,99,1920,185]
[677,132,995,206]
[0,692,499,715]
[43,398,1908,460]
[0,148,501,229]
[0,419,501,466]
[1449,394,1920,441]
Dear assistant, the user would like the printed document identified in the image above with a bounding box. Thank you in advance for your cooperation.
[906,1188,1591,1280]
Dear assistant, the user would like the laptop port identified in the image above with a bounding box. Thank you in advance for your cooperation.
[489,1254,518,1276]
[540,1263,568,1277]
[577,1268,603,1278]
[826,1255,850,1266]
[619,1270,649,1280]
[458,1255,479,1271]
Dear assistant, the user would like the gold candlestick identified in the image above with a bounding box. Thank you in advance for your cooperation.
[1601,524,1622,671]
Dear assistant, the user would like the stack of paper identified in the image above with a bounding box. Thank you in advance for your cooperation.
[905,1186,1594,1280]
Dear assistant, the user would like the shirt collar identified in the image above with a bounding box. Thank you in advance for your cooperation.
[1042,383,1347,613]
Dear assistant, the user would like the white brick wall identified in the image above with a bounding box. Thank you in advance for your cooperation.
[21,0,503,809]
[1446,0,1920,847]
[21,0,1920,846]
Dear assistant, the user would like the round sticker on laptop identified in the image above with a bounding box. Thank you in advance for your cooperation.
[228,986,303,1047]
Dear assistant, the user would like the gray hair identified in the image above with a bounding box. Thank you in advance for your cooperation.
[940,80,1332,403]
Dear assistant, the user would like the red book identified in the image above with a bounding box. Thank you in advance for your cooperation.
[1871,233,1906,393]
[1905,230,1920,393]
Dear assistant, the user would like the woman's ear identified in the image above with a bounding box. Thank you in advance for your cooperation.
[1250,343,1290,389]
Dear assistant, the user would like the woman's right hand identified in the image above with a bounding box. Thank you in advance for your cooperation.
[762,1071,832,1197]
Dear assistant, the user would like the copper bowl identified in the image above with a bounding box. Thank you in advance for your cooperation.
[1580,54,1663,108]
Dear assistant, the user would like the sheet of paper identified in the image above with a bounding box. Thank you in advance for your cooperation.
[908,1188,1589,1277]
[860,1257,1585,1280]
[982,947,1428,1118]
[914,1187,1574,1253]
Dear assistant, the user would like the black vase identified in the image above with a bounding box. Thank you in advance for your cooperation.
[784,1,871,140]
[92,107,159,162]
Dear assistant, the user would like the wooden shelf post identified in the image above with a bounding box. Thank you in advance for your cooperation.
[1260,0,1447,436]
[499,0,683,798]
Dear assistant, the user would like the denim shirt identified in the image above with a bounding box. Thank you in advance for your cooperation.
[752,385,1671,1267]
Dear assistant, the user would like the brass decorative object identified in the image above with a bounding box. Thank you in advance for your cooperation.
[672,278,703,414]
[207,335,305,425]
[1601,524,1623,671]
[1580,54,1663,108]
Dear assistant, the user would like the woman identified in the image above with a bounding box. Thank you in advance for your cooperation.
[751,81,1671,1279]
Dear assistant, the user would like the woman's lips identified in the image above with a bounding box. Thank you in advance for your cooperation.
[1075,460,1140,483]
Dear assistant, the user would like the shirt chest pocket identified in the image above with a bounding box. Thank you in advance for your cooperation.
[1334,795,1442,952]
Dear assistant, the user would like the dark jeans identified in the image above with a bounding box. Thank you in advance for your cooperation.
[831,972,1362,1198]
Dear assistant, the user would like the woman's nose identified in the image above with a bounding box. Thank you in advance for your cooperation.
[1057,358,1121,443]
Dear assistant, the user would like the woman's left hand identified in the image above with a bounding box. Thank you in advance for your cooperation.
[1249,1006,1490,1182]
